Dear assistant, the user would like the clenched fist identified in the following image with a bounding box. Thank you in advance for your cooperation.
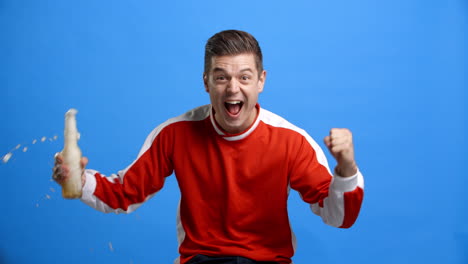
[324,128,358,177]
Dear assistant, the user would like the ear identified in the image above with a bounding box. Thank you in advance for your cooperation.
[203,73,209,93]
[257,70,267,93]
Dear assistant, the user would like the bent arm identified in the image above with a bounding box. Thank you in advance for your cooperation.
[290,133,364,228]
[310,170,364,228]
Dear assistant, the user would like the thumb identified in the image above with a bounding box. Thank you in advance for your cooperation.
[80,157,88,169]
[324,135,332,149]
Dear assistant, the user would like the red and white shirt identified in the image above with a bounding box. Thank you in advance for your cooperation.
[81,104,364,264]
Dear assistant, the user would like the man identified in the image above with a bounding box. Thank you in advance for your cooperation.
[53,30,364,264]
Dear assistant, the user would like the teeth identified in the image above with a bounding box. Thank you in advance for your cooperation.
[226,101,241,104]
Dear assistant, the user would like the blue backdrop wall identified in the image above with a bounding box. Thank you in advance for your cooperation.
[1,1,467,263]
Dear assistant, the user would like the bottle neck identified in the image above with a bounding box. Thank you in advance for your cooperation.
[64,117,79,147]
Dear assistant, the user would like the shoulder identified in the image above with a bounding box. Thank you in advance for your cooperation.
[156,104,210,131]
[260,107,329,165]
[140,105,210,152]
[259,107,307,136]
[167,104,211,124]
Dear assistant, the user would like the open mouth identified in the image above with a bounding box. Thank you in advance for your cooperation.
[224,101,244,116]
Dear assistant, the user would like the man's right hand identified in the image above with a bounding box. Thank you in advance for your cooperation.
[52,153,88,187]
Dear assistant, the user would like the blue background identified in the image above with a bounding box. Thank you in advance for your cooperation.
[1,1,467,263]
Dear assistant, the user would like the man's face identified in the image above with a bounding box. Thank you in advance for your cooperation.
[204,53,266,134]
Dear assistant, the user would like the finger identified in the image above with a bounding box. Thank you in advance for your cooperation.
[330,137,350,146]
[52,167,59,180]
[52,164,61,176]
[52,161,65,174]
[330,135,353,149]
[55,152,63,163]
[55,165,70,180]
[330,127,351,135]
[324,136,332,148]
[331,144,350,154]
[80,157,89,168]
[329,128,344,136]
[52,166,63,182]
[330,131,351,141]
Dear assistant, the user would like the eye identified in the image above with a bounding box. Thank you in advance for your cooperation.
[215,75,227,82]
[240,75,251,81]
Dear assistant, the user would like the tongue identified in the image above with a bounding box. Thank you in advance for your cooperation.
[226,103,241,115]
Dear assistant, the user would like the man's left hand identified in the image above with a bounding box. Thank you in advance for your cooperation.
[324,128,358,177]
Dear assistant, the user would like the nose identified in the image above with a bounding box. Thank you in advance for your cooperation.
[226,78,241,94]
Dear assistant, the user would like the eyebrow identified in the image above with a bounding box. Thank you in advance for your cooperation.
[212,67,254,74]
[212,67,226,73]
[240,68,254,74]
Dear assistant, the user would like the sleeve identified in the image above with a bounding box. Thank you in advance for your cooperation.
[289,132,364,228]
[80,123,174,214]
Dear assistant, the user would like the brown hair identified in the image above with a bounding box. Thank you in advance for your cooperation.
[204,30,263,76]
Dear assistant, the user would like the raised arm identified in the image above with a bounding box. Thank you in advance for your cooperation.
[289,129,364,228]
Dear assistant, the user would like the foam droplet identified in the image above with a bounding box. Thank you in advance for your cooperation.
[53,135,58,140]
[23,147,28,152]
[50,187,56,193]
[2,153,12,163]
[36,203,39,208]
[45,194,51,200]
[109,242,114,252]
[15,144,21,150]
[41,137,47,142]
[32,139,37,144]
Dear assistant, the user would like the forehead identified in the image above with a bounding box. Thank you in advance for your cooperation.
[209,53,257,74]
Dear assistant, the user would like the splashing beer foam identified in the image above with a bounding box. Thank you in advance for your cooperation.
[1,135,60,209]
[2,153,12,163]
[1,135,59,164]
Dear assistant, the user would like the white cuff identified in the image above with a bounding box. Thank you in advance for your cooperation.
[80,169,97,202]
[331,170,363,193]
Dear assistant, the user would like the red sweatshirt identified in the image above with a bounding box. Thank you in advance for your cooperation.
[81,104,364,264]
